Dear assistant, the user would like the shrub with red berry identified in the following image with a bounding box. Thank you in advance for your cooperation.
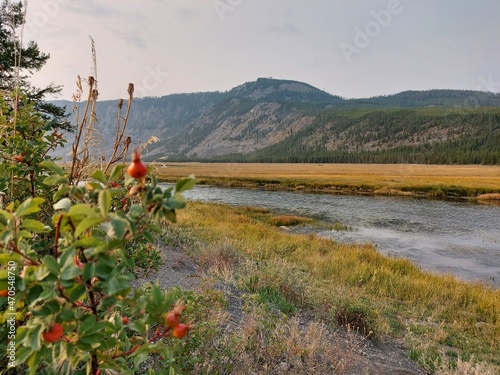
[0,96,67,203]
[0,156,195,375]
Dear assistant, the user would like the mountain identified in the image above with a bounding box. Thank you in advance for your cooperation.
[51,78,500,164]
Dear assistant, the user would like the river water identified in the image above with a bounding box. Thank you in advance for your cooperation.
[181,186,500,287]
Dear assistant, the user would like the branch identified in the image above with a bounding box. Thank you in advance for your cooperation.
[104,84,134,173]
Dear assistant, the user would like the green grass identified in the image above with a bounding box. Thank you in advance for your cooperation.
[174,201,500,374]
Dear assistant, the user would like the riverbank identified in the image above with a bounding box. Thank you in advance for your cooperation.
[153,163,500,199]
[167,201,500,374]
[137,222,426,375]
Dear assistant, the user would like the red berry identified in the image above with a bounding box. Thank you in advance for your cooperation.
[172,323,191,338]
[122,316,130,324]
[120,198,127,204]
[127,150,147,179]
[165,311,179,328]
[43,323,64,343]
[14,154,24,163]
[0,290,8,297]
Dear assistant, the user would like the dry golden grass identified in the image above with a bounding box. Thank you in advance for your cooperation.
[478,193,500,200]
[175,201,500,373]
[268,215,313,226]
[154,162,500,196]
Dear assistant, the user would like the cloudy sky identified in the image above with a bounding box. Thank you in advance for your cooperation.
[23,0,500,100]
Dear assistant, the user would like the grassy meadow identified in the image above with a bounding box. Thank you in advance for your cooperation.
[166,202,500,374]
[153,163,500,198]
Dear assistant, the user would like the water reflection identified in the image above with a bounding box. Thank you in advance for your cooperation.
[180,186,500,287]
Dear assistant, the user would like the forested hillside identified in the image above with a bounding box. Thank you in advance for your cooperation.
[226,107,500,164]
[51,78,500,164]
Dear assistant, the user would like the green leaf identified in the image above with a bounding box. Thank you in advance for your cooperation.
[43,174,69,186]
[34,266,50,281]
[163,187,174,198]
[21,219,47,232]
[59,308,76,322]
[149,223,163,234]
[61,263,82,281]
[124,172,135,187]
[89,321,113,336]
[151,284,163,307]
[59,246,75,267]
[162,207,176,222]
[109,187,126,197]
[37,287,57,301]
[95,262,114,281]
[128,204,144,219]
[15,346,32,366]
[75,217,104,238]
[175,175,196,193]
[30,325,42,351]
[134,346,150,368]
[161,290,178,311]
[43,255,60,275]
[109,164,126,182]
[69,204,98,216]
[26,285,44,305]
[98,190,111,217]
[86,182,102,190]
[0,252,21,263]
[78,315,98,336]
[73,237,104,249]
[128,320,147,335]
[142,231,155,244]
[82,262,95,282]
[53,197,71,211]
[15,197,45,217]
[108,217,128,239]
[53,185,70,201]
[27,351,43,375]
[107,276,130,295]
[78,332,106,345]
[40,160,65,175]
[172,193,186,208]
[91,169,107,185]
[0,209,12,223]
[151,174,158,187]
[68,284,86,301]
[18,229,34,239]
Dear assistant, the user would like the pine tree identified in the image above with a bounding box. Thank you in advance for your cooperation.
[0,0,69,129]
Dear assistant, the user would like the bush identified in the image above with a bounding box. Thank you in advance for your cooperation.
[0,160,196,374]
[0,91,196,374]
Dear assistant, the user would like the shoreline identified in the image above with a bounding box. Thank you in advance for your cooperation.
[159,176,500,202]
[153,162,500,201]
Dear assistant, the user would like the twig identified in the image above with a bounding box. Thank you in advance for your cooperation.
[69,76,94,184]
[104,84,134,173]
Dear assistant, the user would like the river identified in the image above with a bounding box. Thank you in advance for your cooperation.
[181,186,500,287]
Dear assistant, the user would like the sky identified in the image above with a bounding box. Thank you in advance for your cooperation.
[21,0,500,101]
